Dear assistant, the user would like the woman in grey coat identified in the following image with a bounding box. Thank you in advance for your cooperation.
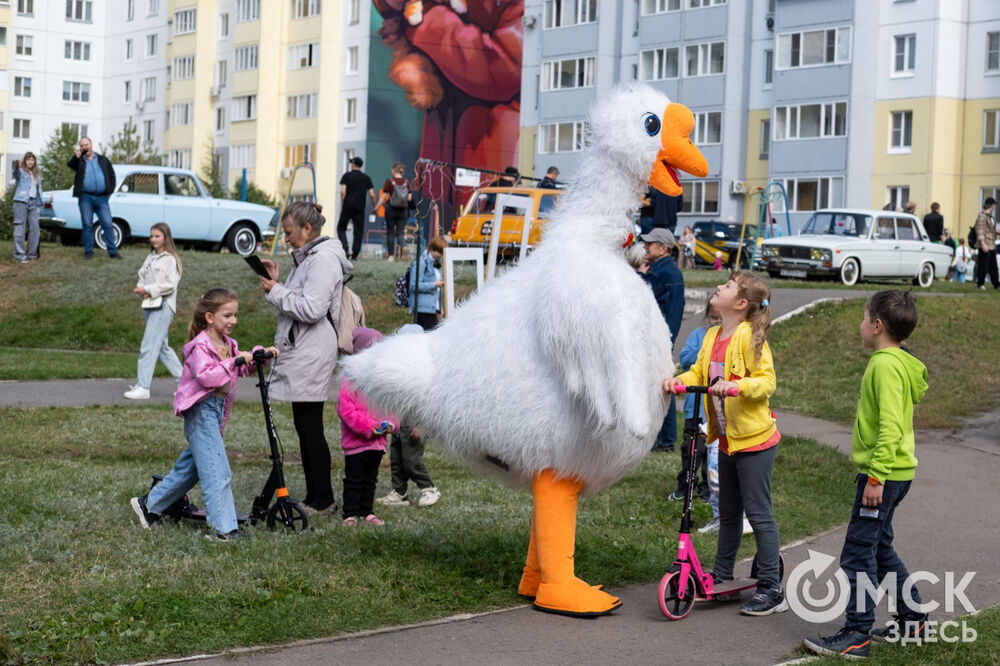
[260,202,352,513]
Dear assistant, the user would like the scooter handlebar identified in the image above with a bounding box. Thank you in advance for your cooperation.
[674,384,739,397]
[234,350,275,367]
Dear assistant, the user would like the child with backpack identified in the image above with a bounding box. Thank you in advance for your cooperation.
[377,162,414,261]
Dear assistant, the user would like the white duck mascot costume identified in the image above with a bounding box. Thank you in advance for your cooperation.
[343,84,708,617]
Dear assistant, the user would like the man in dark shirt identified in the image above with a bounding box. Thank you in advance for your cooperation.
[537,166,560,189]
[923,202,944,242]
[638,227,685,453]
[338,157,377,260]
[66,136,120,260]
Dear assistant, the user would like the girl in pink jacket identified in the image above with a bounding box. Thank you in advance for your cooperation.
[339,328,398,526]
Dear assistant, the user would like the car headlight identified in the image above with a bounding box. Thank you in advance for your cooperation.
[762,245,779,258]
[811,248,832,262]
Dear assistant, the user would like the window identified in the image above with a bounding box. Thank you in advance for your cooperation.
[165,173,199,196]
[171,102,193,126]
[543,0,597,29]
[62,81,91,103]
[127,0,134,20]
[763,49,773,86]
[215,13,228,38]
[680,181,720,215]
[142,76,157,101]
[66,0,93,21]
[216,60,228,88]
[235,45,259,71]
[65,40,92,61]
[289,42,320,68]
[0,28,6,47]
[121,172,160,194]
[148,0,159,16]
[13,118,31,140]
[777,26,851,69]
[538,121,587,153]
[284,143,315,168]
[146,34,157,57]
[890,110,913,152]
[344,148,357,173]
[348,0,360,23]
[125,38,133,61]
[215,107,225,131]
[168,150,191,170]
[124,80,132,103]
[15,35,33,58]
[984,110,1000,151]
[237,0,260,22]
[143,119,155,143]
[345,97,357,126]
[773,102,847,140]
[687,0,725,7]
[640,47,679,81]
[61,123,89,139]
[287,93,318,119]
[230,144,256,170]
[17,0,33,16]
[893,34,916,75]
[760,119,770,158]
[772,177,843,212]
[347,46,359,74]
[685,41,725,77]
[693,111,722,144]
[541,56,595,90]
[13,77,32,98]
[174,9,196,35]
[988,32,999,72]
[642,0,680,15]
[232,95,257,121]
[173,55,195,80]
[292,0,321,19]
[982,187,1000,209]
[886,186,909,212]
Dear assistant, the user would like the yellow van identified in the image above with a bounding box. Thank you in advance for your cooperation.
[449,187,561,251]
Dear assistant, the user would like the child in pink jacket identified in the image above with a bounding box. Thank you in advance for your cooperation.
[339,327,398,526]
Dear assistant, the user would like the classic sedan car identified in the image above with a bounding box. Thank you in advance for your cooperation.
[449,187,561,253]
[758,209,952,287]
[41,165,276,257]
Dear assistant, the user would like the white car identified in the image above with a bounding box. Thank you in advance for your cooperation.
[758,209,953,287]
[41,165,276,257]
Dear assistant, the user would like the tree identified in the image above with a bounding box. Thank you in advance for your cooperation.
[200,137,227,199]
[229,179,279,209]
[0,185,15,241]
[39,125,79,192]
[102,118,162,165]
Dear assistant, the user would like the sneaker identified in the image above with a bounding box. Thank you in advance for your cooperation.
[697,518,721,533]
[417,486,441,507]
[124,386,151,400]
[84,252,94,260]
[870,613,930,643]
[364,514,385,526]
[130,495,159,529]
[386,255,395,262]
[668,489,685,502]
[742,517,754,535]
[740,587,789,616]
[980,285,987,290]
[342,516,359,527]
[376,490,409,506]
[303,501,335,516]
[205,530,244,542]
[109,253,124,260]
[803,628,871,660]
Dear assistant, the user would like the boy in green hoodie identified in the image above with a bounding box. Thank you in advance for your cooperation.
[804,290,929,660]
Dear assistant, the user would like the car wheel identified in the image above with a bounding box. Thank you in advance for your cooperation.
[840,258,861,286]
[226,223,258,257]
[95,220,124,251]
[914,262,934,288]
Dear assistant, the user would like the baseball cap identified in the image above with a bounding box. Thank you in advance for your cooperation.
[638,228,676,247]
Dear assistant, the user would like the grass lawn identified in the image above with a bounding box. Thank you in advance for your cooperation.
[0,398,854,664]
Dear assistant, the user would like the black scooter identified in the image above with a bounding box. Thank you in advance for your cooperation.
[150,349,309,532]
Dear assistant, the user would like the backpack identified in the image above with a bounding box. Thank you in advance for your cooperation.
[393,262,413,307]
[968,225,978,247]
[324,274,366,355]
[389,180,409,208]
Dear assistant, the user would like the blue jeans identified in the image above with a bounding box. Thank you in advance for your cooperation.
[146,396,238,535]
[137,306,182,389]
[653,395,677,450]
[841,475,921,632]
[78,193,117,256]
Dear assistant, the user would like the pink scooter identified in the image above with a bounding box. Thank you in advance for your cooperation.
[657,383,784,620]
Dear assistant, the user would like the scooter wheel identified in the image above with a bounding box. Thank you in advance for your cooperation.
[658,571,696,620]
[266,500,309,532]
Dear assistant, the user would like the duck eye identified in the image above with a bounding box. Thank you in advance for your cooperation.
[643,113,661,136]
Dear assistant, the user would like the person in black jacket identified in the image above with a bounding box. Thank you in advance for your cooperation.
[923,202,944,242]
[66,136,120,260]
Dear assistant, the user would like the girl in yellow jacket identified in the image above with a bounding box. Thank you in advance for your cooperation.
[664,271,786,617]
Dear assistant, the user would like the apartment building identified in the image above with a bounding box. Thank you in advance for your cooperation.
[1,1,9,182]
[521,0,1000,231]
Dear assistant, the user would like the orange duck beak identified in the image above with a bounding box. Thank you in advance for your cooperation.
[649,103,709,197]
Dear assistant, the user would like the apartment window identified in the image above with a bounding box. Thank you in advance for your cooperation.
[15,35,33,58]
[235,45,259,71]
[763,49,773,86]
[773,177,843,212]
[538,121,587,153]
[148,0,159,16]
[685,41,725,77]
[285,143,315,168]
[237,0,260,22]
[543,0,597,29]
[680,181,720,215]
[146,34,157,57]
[124,80,132,103]
[127,0,134,20]
[289,42,320,69]
[171,102,193,126]
[987,32,999,72]
[541,56,595,90]
[62,81,91,103]
[984,110,1000,151]
[642,0,679,15]
[215,107,225,131]
[17,0,33,16]
[893,34,916,75]
[287,93,318,119]
[886,186,909,212]
[344,148,357,173]
[232,95,257,121]
[62,122,89,139]
[292,0,321,19]
[693,111,722,144]
[173,55,195,80]
[168,149,191,170]
[774,102,847,140]
[0,113,4,131]
[13,77,32,98]
[230,144,256,170]
[777,26,851,69]
[66,0,93,21]
[142,76,157,101]
[348,0,360,23]
[65,40,92,61]
[216,60,228,87]
[13,118,31,139]
[760,119,770,158]
[347,46,359,74]
[143,119,155,143]
[217,13,229,38]
[640,47,679,81]
[125,38,133,61]
[0,28,6,47]
[688,0,725,7]
[174,9,197,35]
[890,110,913,152]
[345,98,358,126]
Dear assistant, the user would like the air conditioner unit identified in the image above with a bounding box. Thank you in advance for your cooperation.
[135,101,145,112]
[280,167,293,179]
[523,14,536,27]
[731,180,749,195]
[210,86,221,98]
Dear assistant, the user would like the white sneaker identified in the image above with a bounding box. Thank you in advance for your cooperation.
[375,490,409,506]
[697,518,721,534]
[124,386,151,400]
[742,517,754,535]
[418,486,441,507]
